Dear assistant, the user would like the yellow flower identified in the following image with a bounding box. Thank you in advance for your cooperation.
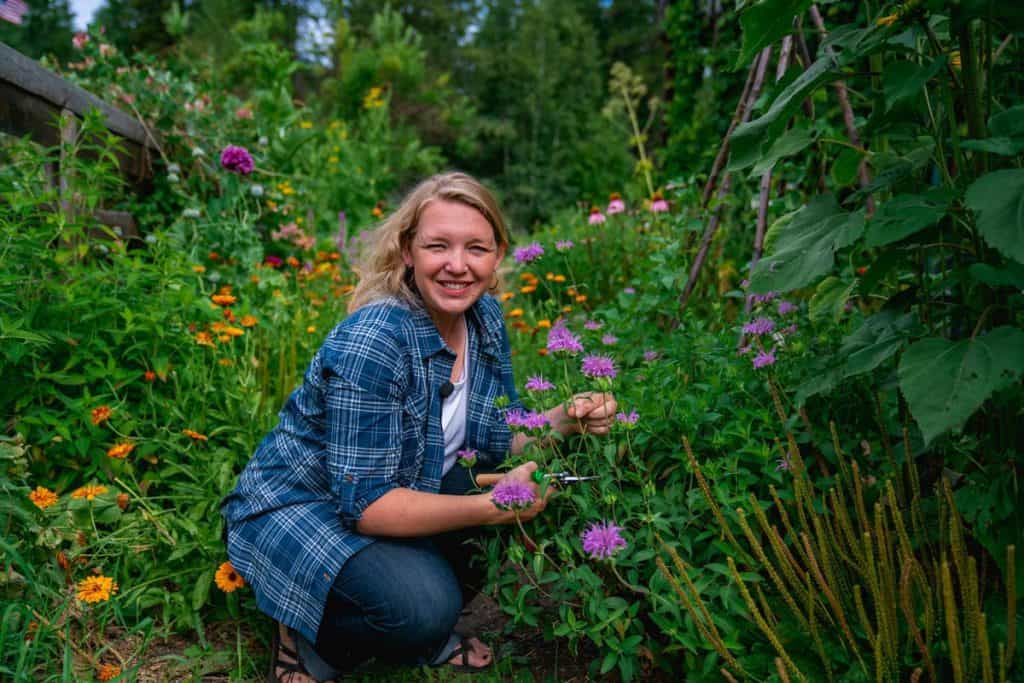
[71,484,108,500]
[182,429,208,441]
[106,442,135,460]
[875,13,898,26]
[240,315,258,327]
[300,120,313,129]
[536,319,551,329]
[192,264,206,273]
[266,200,278,212]
[97,663,122,681]
[363,86,385,109]
[561,305,573,313]
[306,325,317,334]
[29,486,59,510]
[211,294,237,306]
[520,285,536,294]
[195,331,215,347]
[76,575,118,603]
[215,561,246,592]
[500,292,515,302]
[223,326,245,337]
[545,272,554,280]
[91,405,112,426]
[507,308,524,318]
[553,274,566,283]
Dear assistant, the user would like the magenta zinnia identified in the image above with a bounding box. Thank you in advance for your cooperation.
[581,355,616,379]
[581,521,627,559]
[220,145,254,175]
[491,479,536,510]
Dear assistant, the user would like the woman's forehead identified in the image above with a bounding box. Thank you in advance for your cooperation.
[415,200,497,242]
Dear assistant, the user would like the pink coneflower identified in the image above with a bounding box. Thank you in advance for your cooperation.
[650,193,669,213]
[524,376,555,392]
[601,334,618,346]
[547,322,584,354]
[581,521,627,560]
[491,479,536,510]
[555,240,574,251]
[753,349,777,369]
[588,207,606,225]
[778,300,798,315]
[457,448,478,468]
[581,355,616,379]
[607,193,625,215]
[513,242,544,263]
[220,145,254,175]
[742,317,775,336]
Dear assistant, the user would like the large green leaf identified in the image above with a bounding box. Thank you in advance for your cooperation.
[744,125,818,176]
[736,0,813,68]
[840,310,917,378]
[749,194,865,293]
[964,169,1024,264]
[883,57,946,111]
[864,189,952,247]
[898,326,1024,444]
[808,276,856,324]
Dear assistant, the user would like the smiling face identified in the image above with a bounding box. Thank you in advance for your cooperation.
[403,199,506,330]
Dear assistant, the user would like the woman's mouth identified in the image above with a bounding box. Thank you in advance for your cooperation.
[439,280,473,292]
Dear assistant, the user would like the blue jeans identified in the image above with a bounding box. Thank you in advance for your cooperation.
[297,464,491,676]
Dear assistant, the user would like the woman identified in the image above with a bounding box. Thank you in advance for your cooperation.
[221,172,616,681]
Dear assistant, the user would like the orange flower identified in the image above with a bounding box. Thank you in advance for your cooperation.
[71,484,108,500]
[116,493,130,511]
[340,284,356,295]
[249,274,261,284]
[507,308,524,318]
[223,326,245,337]
[545,272,554,280]
[182,429,208,441]
[143,370,156,382]
[306,325,317,334]
[240,315,258,327]
[192,265,206,273]
[520,285,536,294]
[218,358,234,366]
[519,272,536,282]
[107,442,135,459]
[211,294,237,306]
[195,332,215,347]
[76,575,118,603]
[575,294,587,303]
[371,206,383,218]
[553,275,566,283]
[561,305,573,313]
[210,321,228,333]
[538,348,549,356]
[91,405,112,426]
[218,334,231,343]
[286,256,301,268]
[29,486,59,510]
[536,319,551,329]
[500,292,515,301]
[567,287,578,296]
[215,561,246,592]
[208,251,220,261]
[97,663,122,681]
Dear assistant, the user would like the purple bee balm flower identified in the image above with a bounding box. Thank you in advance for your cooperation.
[742,317,775,336]
[643,350,660,362]
[781,324,798,335]
[601,334,618,346]
[584,320,603,331]
[220,145,254,175]
[775,455,791,471]
[623,287,636,294]
[555,240,574,251]
[513,242,544,263]
[748,291,779,305]
[457,448,478,468]
[524,375,555,392]
[491,479,536,510]
[615,410,639,425]
[588,208,606,225]
[581,355,616,379]
[547,322,584,354]
[505,409,550,431]
[752,349,777,369]
[581,521,627,560]
[778,300,798,315]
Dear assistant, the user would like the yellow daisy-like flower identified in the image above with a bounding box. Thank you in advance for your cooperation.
[29,486,59,510]
[507,308,524,318]
[106,442,135,459]
[211,294,237,306]
[71,484,108,500]
[214,561,246,592]
[97,663,122,681]
[76,575,118,603]
[91,405,112,426]
[182,429,208,441]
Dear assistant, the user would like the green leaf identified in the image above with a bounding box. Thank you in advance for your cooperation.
[192,567,213,612]
[968,262,1024,289]
[883,57,946,111]
[898,326,1024,444]
[840,310,917,378]
[736,0,813,68]
[795,367,841,406]
[864,190,952,247]
[965,170,1024,263]
[600,651,619,675]
[809,277,856,324]
[989,104,1024,138]
[831,148,863,187]
[746,125,817,176]
[960,137,1024,155]
[750,194,865,293]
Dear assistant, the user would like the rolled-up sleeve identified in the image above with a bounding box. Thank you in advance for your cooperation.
[322,323,408,530]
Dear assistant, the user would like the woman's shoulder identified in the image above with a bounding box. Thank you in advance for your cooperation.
[320,298,416,377]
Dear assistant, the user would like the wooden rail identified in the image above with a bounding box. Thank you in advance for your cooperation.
[0,41,164,235]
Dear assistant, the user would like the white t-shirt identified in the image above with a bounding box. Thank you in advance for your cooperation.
[441,329,470,476]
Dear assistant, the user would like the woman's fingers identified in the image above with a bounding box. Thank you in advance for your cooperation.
[567,393,618,434]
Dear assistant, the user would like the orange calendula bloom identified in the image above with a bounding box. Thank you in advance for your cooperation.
[507,308,524,318]
[97,663,122,681]
[499,292,515,301]
[306,325,317,334]
[211,294,237,306]
[215,561,246,592]
[76,575,118,603]
[107,442,135,459]
[562,305,573,313]
[545,272,554,280]
[520,285,536,294]
[192,264,206,273]
[91,405,112,426]
[286,256,301,268]
[29,486,59,510]
[553,274,566,283]
[218,334,231,343]
[240,315,258,327]
[371,206,383,218]
[223,326,245,337]
[71,484,108,500]
[575,294,587,303]
[536,319,551,329]
[195,332,215,347]
[116,493,130,510]
[210,321,228,333]
[182,429,208,441]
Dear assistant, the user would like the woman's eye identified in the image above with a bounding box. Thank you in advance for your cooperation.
[425,244,445,252]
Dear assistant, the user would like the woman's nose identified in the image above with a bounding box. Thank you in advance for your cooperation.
[444,250,467,272]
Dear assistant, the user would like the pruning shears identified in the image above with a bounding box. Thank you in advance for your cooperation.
[475,470,599,488]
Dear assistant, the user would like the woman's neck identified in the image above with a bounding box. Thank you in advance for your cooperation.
[432,313,466,352]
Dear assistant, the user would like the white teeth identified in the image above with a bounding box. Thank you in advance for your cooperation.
[441,282,470,289]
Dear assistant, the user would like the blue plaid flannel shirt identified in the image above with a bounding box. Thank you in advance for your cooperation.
[220,294,520,642]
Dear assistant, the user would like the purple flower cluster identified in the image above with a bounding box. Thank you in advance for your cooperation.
[623,287,636,294]
[524,375,555,392]
[547,322,584,354]
[555,240,575,251]
[584,320,603,331]
[220,145,254,175]
[457,448,478,468]
[753,349,777,369]
[748,290,778,305]
[778,300,798,316]
[581,355,616,379]
[742,317,775,336]
[505,408,550,431]
[601,334,618,346]
[491,479,536,510]
[513,242,544,263]
[643,350,660,362]
[615,410,639,425]
[581,521,627,560]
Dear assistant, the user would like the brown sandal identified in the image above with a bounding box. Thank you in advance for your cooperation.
[446,636,494,674]
[268,626,314,683]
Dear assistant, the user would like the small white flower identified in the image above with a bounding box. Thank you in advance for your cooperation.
[167,173,180,183]
[95,244,109,254]
[207,270,221,283]
[113,227,123,237]
[183,208,201,218]
[191,147,205,158]
[167,163,181,174]
[250,184,264,197]
[144,234,157,244]
[258,136,269,146]
[702,65,713,80]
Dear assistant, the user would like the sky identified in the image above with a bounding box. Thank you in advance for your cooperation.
[70,0,103,30]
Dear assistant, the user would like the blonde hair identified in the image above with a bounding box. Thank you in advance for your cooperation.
[348,172,510,312]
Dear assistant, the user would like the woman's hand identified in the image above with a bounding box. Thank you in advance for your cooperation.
[564,392,617,436]
[495,461,554,523]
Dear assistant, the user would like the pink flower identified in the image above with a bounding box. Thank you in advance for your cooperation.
[457,448,478,468]
[73,32,88,49]
[220,145,254,175]
[581,521,627,560]
[615,410,639,425]
[752,349,776,369]
[98,43,116,57]
[778,300,798,315]
[581,355,616,379]
[588,207,606,225]
[607,193,625,215]
[650,193,669,213]
[513,242,544,263]
[491,480,536,510]
[584,320,603,331]
[547,322,584,354]
[236,107,254,120]
[555,240,574,251]
[643,350,660,362]
[601,334,618,346]
[524,376,555,392]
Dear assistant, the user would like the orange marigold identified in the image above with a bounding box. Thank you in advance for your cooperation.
[520,285,536,294]
[215,561,246,592]
[71,484,108,500]
[106,442,135,459]
[29,486,59,510]
[76,575,117,603]
[97,663,122,681]
[223,326,244,337]
[240,315,258,327]
[195,332,215,347]
[182,429,208,441]
[507,308,524,318]
[553,274,566,283]
[211,294,237,306]
[536,319,552,329]
[499,292,515,301]
[306,325,317,334]
[91,405,112,426]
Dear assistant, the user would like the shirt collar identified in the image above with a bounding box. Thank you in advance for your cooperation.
[408,296,503,360]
